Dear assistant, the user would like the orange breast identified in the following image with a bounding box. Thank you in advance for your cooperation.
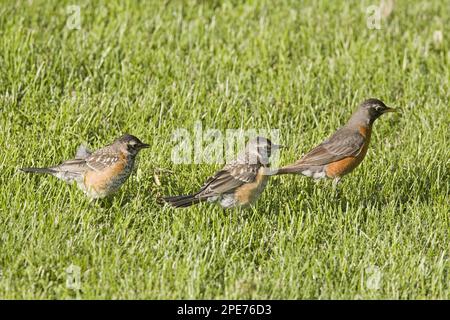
[83,155,126,194]
[325,125,372,178]
[234,167,269,206]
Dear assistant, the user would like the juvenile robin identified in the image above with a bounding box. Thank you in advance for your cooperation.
[21,134,149,199]
[277,98,397,185]
[163,136,282,208]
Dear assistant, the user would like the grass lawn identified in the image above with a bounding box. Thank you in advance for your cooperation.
[0,0,449,299]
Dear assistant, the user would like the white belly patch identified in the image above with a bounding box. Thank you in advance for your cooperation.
[302,169,326,180]
[220,194,238,208]
[313,171,326,179]
[301,169,313,177]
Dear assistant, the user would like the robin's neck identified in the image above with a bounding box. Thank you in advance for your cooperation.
[347,118,373,129]
[235,152,269,167]
[346,109,373,129]
[346,114,373,139]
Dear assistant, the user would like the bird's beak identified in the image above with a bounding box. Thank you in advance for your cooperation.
[139,143,150,149]
[273,144,284,150]
[383,107,397,113]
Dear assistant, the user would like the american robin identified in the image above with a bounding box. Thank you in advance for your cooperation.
[21,134,149,199]
[163,136,282,208]
[277,98,397,185]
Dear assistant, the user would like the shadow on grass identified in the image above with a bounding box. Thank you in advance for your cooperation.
[356,165,445,211]
[272,162,445,214]
[89,190,137,210]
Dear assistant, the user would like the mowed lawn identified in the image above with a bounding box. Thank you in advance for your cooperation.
[0,0,449,299]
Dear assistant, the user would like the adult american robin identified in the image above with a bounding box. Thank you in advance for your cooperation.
[163,136,282,208]
[21,134,149,199]
[277,98,397,185]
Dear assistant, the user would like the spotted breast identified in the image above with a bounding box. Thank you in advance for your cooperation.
[81,152,135,199]
[233,167,269,206]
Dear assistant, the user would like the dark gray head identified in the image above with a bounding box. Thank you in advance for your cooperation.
[115,134,150,155]
[350,98,396,125]
[359,98,396,121]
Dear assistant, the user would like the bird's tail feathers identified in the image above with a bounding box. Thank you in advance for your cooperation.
[275,164,304,175]
[162,194,203,208]
[20,167,57,175]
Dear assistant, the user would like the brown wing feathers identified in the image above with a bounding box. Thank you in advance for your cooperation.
[277,128,365,174]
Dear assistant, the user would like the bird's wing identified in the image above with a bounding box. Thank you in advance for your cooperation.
[196,162,261,198]
[85,150,121,172]
[296,128,365,166]
[52,159,89,180]
[48,149,119,181]
[74,144,92,159]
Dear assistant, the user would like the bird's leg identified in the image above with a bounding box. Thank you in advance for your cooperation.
[333,177,341,188]
[87,196,97,205]
[332,177,342,197]
[227,208,232,225]
[313,178,322,184]
[88,198,103,211]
